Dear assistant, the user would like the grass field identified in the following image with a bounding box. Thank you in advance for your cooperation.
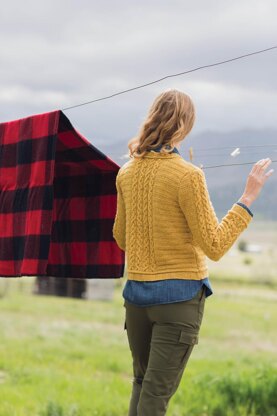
[206,219,277,288]
[0,221,276,416]
[0,276,276,416]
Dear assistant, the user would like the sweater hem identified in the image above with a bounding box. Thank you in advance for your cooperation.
[127,269,209,281]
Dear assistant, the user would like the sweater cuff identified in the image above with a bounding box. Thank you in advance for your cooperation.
[236,201,253,217]
[230,203,253,226]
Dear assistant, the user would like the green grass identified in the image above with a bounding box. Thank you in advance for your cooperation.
[206,219,277,288]
[0,277,276,416]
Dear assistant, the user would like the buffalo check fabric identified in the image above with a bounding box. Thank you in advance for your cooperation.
[0,110,125,278]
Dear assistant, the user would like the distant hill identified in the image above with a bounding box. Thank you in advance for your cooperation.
[98,128,277,220]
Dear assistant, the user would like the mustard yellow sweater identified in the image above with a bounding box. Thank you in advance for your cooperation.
[112,150,253,281]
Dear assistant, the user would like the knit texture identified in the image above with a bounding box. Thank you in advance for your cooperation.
[112,151,253,281]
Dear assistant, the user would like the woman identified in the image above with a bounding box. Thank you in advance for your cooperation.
[112,88,274,416]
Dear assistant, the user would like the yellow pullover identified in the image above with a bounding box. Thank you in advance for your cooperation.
[112,150,253,281]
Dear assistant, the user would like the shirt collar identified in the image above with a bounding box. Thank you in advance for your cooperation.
[151,143,180,155]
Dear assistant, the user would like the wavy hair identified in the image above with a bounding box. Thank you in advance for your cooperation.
[127,88,196,158]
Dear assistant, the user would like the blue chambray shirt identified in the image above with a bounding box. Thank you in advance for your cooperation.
[122,144,253,307]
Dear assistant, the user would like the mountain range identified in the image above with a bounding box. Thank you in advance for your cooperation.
[97,129,277,221]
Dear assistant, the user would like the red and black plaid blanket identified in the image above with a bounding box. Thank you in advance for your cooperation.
[0,110,125,278]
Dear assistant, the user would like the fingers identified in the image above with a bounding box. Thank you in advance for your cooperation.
[258,158,271,168]
[251,158,265,174]
[252,158,271,174]
[265,168,274,177]
[258,158,272,174]
[261,158,272,167]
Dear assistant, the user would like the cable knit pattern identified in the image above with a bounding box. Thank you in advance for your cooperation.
[141,160,150,270]
[178,168,253,262]
[128,160,140,266]
[147,159,160,272]
[112,151,253,281]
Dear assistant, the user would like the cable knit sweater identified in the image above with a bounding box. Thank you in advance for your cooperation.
[112,149,253,281]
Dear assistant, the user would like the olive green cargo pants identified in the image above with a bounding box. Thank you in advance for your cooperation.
[123,285,206,416]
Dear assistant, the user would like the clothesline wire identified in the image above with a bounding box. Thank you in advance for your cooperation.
[116,155,277,169]
[192,143,277,152]
[102,144,277,157]
[193,151,277,158]
[202,159,277,169]
[61,44,277,111]
[116,149,277,159]
[60,43,277,170]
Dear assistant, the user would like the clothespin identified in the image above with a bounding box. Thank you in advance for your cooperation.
[230,147,240,157]
[189,146,194,162]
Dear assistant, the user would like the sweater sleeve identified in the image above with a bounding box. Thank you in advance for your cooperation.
[112,174,126,251]
[178,167,253,261]
[236,201,254,217]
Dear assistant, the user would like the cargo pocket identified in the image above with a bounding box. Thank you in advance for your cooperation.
[178,330,199,369]
[150,325,199,371]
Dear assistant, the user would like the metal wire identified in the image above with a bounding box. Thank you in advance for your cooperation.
[193,150,277,158]
[61,45,277,111]
[202,159,277,169]
[192,144,277,153]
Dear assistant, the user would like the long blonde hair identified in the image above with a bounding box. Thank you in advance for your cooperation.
[128,88,196,158]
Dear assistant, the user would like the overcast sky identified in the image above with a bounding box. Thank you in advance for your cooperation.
[1,0,277,152]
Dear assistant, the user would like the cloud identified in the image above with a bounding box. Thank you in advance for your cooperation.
[0,0,276,139]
